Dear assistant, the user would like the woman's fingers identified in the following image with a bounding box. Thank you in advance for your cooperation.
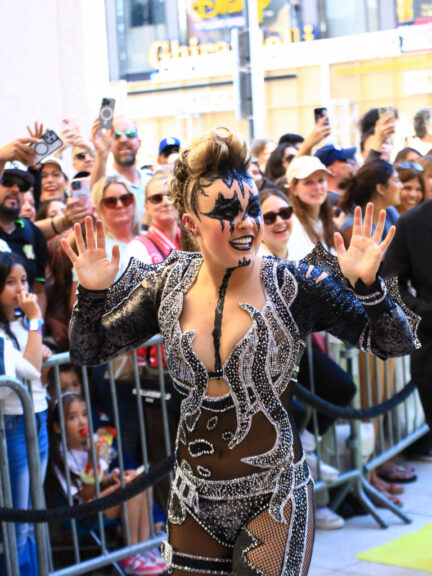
[362,203,374,237]
[74,221,87,255]
[352,205,363,237]
[363,202,373,238]
[96,219,106,251]
[380,224,396,252]
[61,237,78,263]
[85,216,96,250]
[333,232,346,258]
[372,209,386,243]
[111,244,120,270]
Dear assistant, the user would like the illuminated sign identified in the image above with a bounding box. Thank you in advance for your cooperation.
[148,27,316,70]
[190,0,271,23]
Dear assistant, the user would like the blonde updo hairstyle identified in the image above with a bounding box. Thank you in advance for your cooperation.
[169,128,251,221]
[92,175,139,237]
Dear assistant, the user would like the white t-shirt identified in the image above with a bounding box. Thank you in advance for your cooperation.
[286,214,333,261]
[0,320,45,414]
[55,446,109,502]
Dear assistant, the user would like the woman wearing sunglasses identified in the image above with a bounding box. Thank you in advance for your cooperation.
[285,156,336,261]
[394,162,425,215]
[125,168,181,265]
[259,187,293,259]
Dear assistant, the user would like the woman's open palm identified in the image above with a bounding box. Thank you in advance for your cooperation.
[334,203,395,287]
[61,217,120,290]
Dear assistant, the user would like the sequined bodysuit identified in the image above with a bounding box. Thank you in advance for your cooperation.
[69,246,419,576]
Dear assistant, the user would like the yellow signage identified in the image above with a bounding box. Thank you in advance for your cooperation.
[191,0,271,22]
[148,28,316,69]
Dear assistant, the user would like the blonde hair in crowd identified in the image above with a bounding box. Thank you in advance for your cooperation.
[91,175,140,237]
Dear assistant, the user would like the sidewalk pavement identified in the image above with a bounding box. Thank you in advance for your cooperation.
[310,459,432,576]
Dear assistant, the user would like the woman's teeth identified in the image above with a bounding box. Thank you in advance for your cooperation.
[230,237,253,250]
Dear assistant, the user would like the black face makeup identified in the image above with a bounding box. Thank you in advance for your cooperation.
[202,190,243,233]
[201,189,262,233]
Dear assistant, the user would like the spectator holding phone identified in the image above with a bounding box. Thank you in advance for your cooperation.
[90,115,152,227]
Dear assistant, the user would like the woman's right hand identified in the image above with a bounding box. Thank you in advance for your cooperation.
[61,216,120,290]
[17,291,42,321]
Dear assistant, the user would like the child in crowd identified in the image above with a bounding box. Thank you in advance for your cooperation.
[0,252,48,576]
[47,392,167,576]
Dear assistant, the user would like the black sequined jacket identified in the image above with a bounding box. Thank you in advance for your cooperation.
[69,246,419,520]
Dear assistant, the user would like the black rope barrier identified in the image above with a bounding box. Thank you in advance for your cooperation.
[294,380,417,419]
[0,454,174,523]
[0,382,417,524]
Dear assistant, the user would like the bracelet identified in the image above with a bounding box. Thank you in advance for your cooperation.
[51,215,60,235]
[28,318,44,334]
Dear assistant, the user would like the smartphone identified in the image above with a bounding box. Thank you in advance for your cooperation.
[314,107,329,125]
[99,97,116,130]
[69,177,92,209]
[30,130,63,163]
[378,106,395,120]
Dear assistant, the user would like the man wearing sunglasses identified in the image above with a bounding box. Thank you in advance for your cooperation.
[91,116,151,228]
[0,165,48,310]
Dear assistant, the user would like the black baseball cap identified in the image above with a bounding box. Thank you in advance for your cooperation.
[1,163,34,191]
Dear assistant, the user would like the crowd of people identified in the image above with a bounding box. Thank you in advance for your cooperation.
[0,104,429,575]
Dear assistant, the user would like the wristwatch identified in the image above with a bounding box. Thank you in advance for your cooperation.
[28,318,44,334]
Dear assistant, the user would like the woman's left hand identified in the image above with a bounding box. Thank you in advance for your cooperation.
[334,203,395,287]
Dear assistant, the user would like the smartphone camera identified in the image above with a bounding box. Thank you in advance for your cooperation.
[71,180,82,192]
[314,107,329,125]
[31,129,63,161]
[99,97,115,130]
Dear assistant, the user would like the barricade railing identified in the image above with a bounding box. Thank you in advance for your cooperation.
[0,334,428,574]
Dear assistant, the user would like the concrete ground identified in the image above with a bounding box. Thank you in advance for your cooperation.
[310,459,432,576]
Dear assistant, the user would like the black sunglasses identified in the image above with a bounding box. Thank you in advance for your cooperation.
[101,192,134,209]
[263,206,293,225]
[0,176,29,192]
[146,192,171,205]
[114,129,137,140]
[74,152,92,160]
[396,162,424,172]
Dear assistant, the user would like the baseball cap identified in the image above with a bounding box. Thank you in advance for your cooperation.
[286,156,329,184]
[41,156,67,177]
[158,137,181,155]
[314,144,357,167]
[1,161,34,191]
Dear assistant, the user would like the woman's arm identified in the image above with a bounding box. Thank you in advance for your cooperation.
[63,218,163,366]
[17,292,43,371]
[289,205,419,358]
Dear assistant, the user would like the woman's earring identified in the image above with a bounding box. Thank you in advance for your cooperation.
[190,229,199,237]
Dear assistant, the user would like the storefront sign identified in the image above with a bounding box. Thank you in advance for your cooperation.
[190,0,271,29]
[148,27,316,70]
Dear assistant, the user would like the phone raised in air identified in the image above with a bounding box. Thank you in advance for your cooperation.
[314,107,329,125]
[378,106,395,120]
[30,130,63,163]
[69,177,92,211]
[99,97,116,130]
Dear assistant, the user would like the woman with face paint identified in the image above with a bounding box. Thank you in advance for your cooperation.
[62,128,419,576]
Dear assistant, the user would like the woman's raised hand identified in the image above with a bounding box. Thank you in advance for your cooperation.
[334,203,395,287]
[61,216,120,290]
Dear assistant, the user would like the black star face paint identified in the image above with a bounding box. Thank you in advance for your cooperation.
[201,190,243,233]
[243,192,261,231]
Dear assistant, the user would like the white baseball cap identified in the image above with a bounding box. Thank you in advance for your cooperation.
[286,156,329,185]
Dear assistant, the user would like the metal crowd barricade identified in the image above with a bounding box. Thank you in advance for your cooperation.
[0,334,429,574]
[303,335,428,529]
[0,375,49,576]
